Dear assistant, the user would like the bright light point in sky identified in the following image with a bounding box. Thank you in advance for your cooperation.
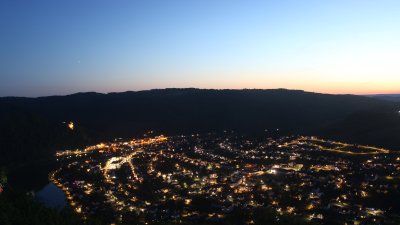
[1,0,400,96]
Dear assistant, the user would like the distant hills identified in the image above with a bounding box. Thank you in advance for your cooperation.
[1,88,400,166]
[369,94,400,102]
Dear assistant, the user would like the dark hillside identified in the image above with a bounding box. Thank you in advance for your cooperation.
[0,102,91,166]
[1,88,399,166]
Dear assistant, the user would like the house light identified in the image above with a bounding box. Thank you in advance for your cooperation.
[68,121,74,130]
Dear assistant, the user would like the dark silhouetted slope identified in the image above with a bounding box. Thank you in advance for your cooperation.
[0,101,91,166]
[1,88,399,166]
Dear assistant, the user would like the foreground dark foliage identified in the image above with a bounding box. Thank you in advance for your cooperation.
[0,187,83,225]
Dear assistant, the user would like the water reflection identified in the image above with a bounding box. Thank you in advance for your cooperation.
[36,183,66,209]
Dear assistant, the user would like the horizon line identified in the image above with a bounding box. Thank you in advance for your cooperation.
[1,87,400,98]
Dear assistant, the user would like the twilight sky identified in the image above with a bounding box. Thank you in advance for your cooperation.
[1,0,400,97]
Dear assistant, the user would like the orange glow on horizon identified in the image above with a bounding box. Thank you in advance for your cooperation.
[99,70,400,96]
[48,71,400,97]
[98,83,400,96]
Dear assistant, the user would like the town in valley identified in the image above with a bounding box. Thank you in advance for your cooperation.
[52,132,400,224]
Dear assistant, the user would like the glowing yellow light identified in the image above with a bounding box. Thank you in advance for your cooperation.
[361,191,368,197]
[184,199,192,205]
[68,121,74,130]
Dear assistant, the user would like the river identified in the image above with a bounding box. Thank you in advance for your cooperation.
[36,182,67,209]
[7,159,67,209]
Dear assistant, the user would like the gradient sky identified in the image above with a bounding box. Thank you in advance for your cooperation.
[1,0,400,97]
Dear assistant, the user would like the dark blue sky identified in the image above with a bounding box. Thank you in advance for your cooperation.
[1,0,400,96]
